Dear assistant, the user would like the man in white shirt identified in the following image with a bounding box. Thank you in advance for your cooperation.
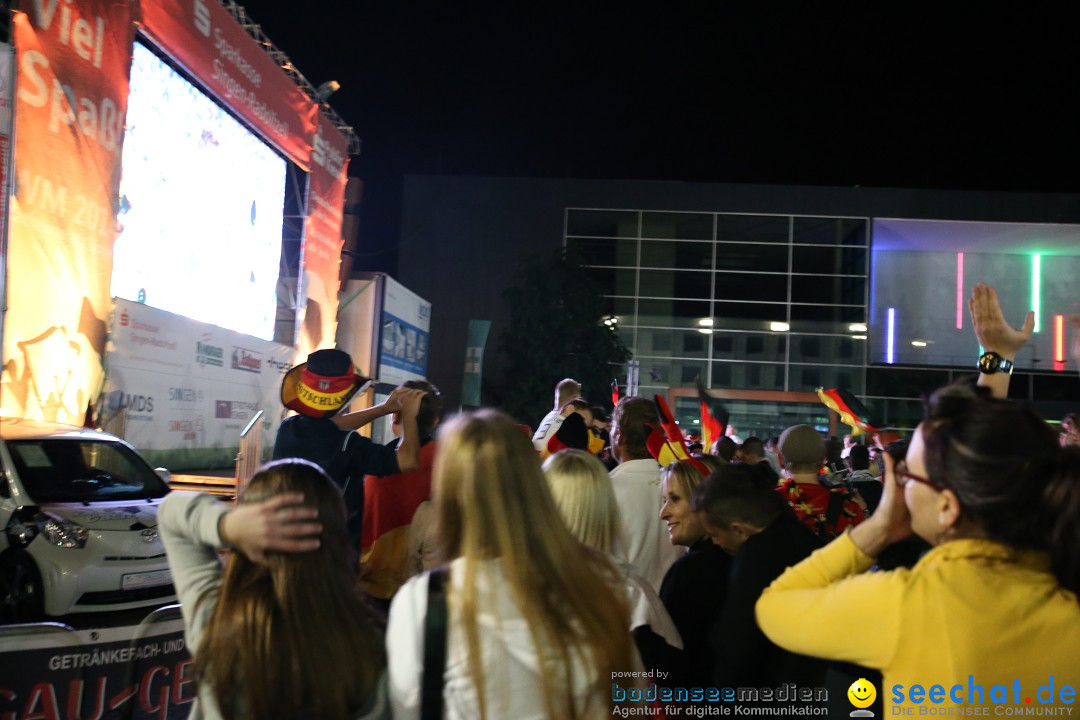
[532,378,581,451]
[608,396,684,593]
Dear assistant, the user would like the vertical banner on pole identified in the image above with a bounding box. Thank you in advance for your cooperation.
[0,42,14,344]
[3,1,135,422]
[298,114,351,358]
[461,319,491,409]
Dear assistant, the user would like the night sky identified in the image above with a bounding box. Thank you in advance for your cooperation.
[251,3,1080,273]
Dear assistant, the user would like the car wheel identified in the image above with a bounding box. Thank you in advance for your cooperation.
[0,551,45,624]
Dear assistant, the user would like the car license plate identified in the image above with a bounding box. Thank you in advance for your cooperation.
[122,569,172,590]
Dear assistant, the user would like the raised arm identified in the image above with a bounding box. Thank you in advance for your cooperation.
[392,390,425,473]
[330,386,412,431]
[968,283,1034,399]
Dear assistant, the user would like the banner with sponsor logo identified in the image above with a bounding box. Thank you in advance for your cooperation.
[0,619,192,720]
[137,0,318,171]
[103,299,294,469]
[2,1,135,424]
[378,276,431,386]
[297,113,351,358]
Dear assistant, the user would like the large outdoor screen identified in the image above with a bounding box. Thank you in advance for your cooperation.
[112,43,287,341]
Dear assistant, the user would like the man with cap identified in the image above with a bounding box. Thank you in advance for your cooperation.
[774,424,866,539]
[273,348,425,556]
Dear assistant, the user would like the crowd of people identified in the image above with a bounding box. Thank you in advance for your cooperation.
[158,283,1080,719]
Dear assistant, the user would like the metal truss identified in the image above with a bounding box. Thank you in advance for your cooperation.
[222,0,362,156]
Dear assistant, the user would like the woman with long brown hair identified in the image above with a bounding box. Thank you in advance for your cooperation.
[386,409,639,719]
[159,459,387,720]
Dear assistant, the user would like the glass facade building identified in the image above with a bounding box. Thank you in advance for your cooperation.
[566,208,1080,439]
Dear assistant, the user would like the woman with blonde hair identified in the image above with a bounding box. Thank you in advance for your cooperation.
[659,459,733,687]
[387,410,639,719]
[542,450,683,677]
[159,459,387,720]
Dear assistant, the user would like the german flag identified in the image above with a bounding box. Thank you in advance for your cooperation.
[697,380,729,452]
[817,387,880,436]
[647,394,709,475]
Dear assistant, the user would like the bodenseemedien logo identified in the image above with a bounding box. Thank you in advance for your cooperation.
[848,678,877,717]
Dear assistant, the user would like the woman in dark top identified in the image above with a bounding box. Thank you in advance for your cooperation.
[659,460,732,687]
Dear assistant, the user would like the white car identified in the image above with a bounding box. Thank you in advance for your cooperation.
[0,419,176,623]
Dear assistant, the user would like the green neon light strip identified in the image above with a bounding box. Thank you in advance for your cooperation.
[1032,254,1041,333]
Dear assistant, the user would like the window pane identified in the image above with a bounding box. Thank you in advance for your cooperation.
[791,246,867,275]
[789,304,865,325]
[641,212,713,241]
[715,214,789,244]
[867,366,952,397]
[791,275,866,305]
[788,334,866,363]
[637,299,712,328]
[567,236,638,267]
[583,267,639,297]
[566,209,638,238]
[790,364,865,393]
[715,243,789,273]
[639,269,711,299]
[636,329,710,358]
[713,301,789,326]
[641,240,712,271]
[714,271,788,302]
[793,217,868,246]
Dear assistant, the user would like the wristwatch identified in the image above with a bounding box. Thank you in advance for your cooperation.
[977,351,1014,375]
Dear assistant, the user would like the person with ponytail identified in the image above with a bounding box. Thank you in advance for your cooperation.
[159,460,387,720]
[757,285,1080,712]
[386,410,639,720]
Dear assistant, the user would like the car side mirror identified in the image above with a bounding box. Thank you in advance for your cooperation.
[155,468,171,486]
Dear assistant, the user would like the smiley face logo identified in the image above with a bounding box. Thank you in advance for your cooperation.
[848,678,877,709]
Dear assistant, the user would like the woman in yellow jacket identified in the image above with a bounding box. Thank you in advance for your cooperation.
[757,286,1080,714]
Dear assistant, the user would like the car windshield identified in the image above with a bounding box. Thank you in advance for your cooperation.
[8,439,169,503]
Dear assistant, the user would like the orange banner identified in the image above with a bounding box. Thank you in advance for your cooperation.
[138,0,318,171]
[297,114,351,357]
[2,1,135,423]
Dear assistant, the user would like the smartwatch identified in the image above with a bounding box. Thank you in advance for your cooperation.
[977,351,1014,375]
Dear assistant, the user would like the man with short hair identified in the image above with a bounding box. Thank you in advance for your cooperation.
[360,380,443,611]
[532,378,582,451]
[693,465,825,687]
[775,424,865,539]
[609,396,684,593]
[736,436,780,482]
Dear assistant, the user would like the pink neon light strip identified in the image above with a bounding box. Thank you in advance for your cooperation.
[1055,314,1065,363]
[956,252,964,330]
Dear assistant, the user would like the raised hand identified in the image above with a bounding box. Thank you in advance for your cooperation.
[968,282,1034,358]
[220,492,322,563]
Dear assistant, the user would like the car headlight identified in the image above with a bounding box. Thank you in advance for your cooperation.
[39,517,89,548]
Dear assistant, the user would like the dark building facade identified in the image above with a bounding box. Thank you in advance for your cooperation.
[397,176,1080,434]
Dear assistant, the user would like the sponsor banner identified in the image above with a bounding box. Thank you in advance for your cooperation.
[378,277,431,385]
[103,299,295,468]
[138,0,317,171]
[3,1,135,423]
[0,619,192,720]
[297,113,350,359]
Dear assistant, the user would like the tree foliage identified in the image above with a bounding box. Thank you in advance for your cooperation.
[498,248,631,426]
